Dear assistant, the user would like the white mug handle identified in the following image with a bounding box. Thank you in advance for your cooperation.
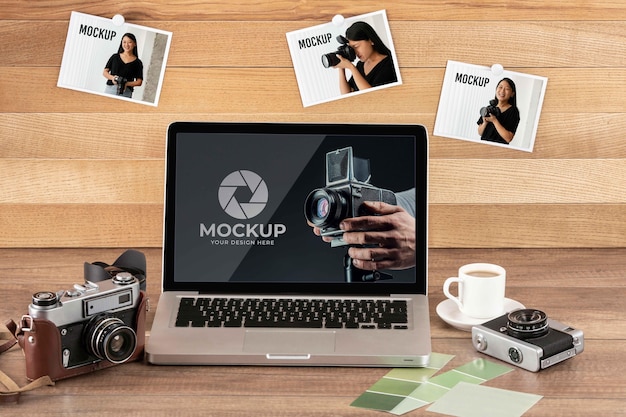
[443,277,464,311]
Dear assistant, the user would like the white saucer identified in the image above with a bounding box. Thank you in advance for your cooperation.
[436,298,525,332]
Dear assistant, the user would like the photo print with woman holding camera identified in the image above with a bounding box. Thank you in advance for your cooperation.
[477,77,520,145]
[327,21,398,94]
[434,60,547,152]
[57,12,172,106]
[286,10,402,107]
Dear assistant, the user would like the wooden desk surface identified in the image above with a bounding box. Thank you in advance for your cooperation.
[1,248,625,415]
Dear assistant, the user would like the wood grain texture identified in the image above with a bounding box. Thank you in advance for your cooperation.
[3,113,626,159]
[2,203,625,248]
[1,248,625,415]
[3,1,626,20]
[1,1,625,249]
[3,67,626,113]
[2,21,626,68]
[2,159,624,204]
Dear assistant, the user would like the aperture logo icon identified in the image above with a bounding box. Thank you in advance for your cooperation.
[218,170,268,219]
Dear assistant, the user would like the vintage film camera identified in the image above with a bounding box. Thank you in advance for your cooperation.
[480,99,501,118]
[321,35,357,68]
[16,250,148,381]
[472,309,584,372]
[304,146,396,248]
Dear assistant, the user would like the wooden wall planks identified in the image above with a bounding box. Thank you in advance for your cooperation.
[3,1,626,21]
[1,1,625,248]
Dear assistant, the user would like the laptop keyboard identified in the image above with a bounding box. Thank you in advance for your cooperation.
[175,297,409,330]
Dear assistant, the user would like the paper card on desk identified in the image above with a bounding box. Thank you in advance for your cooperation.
[427,382,542,417]
[351,357,513,416]
[285,10,401,107]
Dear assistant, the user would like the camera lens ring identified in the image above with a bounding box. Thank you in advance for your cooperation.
[86,315,137,364]
[304,188,348,229]
[506,309,549,339]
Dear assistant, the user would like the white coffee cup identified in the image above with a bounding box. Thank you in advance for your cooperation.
[443,263,506,319]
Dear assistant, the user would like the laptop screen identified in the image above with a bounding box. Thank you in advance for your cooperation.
[163,123,428,295]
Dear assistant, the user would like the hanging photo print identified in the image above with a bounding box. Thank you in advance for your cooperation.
[57,12,172,106]
[286,10,401,107]
[434,60,548,152]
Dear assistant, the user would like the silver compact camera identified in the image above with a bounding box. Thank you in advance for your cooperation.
[471,309,584,372]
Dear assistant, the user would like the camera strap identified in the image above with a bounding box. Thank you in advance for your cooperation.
[0,319,54,404]
[0,320,17,355]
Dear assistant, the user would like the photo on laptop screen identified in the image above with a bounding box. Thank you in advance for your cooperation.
[169,127,420,287]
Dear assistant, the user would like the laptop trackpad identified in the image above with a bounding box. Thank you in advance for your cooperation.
[243,330,336,354]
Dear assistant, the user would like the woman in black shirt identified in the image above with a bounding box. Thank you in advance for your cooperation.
[103,33,144,98]
[477,78,520,144]
[332,21,398,94]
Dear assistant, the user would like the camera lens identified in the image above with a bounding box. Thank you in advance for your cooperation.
[86,315,137,364]
[304,188,348,229]
[321,53,340,68]
[506,309,549,339]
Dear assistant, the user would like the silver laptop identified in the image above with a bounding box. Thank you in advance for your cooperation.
[145,122,431,366]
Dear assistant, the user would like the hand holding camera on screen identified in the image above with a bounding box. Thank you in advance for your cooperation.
[305,147,416,272]
[311,202,416,271]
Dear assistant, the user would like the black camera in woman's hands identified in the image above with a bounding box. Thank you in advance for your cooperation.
[480,99,501,118]
[321,35,357,68]
[114,75,128,95]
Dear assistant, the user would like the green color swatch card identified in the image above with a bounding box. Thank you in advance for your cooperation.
[427,382,543,417]
[351,357,513,415]
[351,352,454,413]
